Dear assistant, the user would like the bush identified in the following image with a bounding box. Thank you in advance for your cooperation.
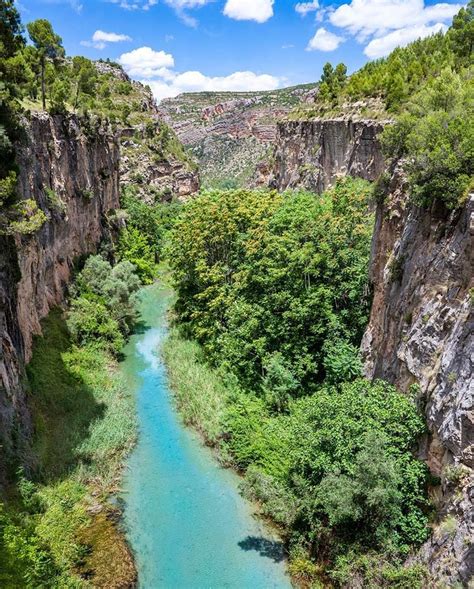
[289,379,430,553]
[168,179,374,390]
[67,255,141,352]
[382,67,474,209]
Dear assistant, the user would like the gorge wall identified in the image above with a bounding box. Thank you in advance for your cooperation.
[0,113,120,479]
[362,167,473,586]
[158,85,316,187]
[267,118,386,193]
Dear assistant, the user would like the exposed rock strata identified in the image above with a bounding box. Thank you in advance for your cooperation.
[362,166,473,586]
[269,119,386,193]
[0,112,120,477]
[120,124,199,202]
[158,85,316,186]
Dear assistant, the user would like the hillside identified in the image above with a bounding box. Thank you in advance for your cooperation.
[158,84,317,187]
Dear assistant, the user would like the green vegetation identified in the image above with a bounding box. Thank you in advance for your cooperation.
[168,178,373,388]
[382,67,473,208]
[292,2,474,209]
[26,19,64,110]
[67,254,141,353]
[0,310,137,587]
[166,179,431,585]
[0,250,143,587]
[117,185,183,283]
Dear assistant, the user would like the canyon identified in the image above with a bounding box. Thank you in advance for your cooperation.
[0,85,472,587]
[158,84,316,187]
[0,113,120,480]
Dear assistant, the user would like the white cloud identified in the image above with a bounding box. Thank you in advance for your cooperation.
[119,46,175,78]
[81,30,132,49]
[109,0,157,10]
[163,0,212,26]
[144,70,280,102]
[164,0,211,6]
[295,1,319,16]
[307,27,344,51]
[364,22,447,57]
[119,45,281,102]
[223,0,274,23]
[329,0,462,40]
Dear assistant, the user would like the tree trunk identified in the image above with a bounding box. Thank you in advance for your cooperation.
[41,57,46,110]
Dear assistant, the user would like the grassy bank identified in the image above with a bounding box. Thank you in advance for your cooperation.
[163,320,429,589]
[0,309,137,588]
[163,328,230,449]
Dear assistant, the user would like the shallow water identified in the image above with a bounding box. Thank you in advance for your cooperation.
[122,283,292,589]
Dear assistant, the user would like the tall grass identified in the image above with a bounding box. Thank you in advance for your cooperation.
[163,328,230,447]
[0,309,137,588]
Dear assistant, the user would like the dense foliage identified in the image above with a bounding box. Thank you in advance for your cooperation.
[166,179,431,584]
[168,179,373,390]
[293,2,474,209]
[0,308,137,587]
[67,254,141,353]
[117,186,182,283]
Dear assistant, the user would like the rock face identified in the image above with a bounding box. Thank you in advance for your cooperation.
[269,119,386,193]
[158,85,316,186]
[0,113,120,478]
[119,124,199,202]
[362,166,473,586]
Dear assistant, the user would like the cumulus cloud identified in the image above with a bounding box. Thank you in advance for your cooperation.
[223,0,274,23]
[81,30,132,50]
[307,27,344,51]
[118,47,175,78]
[329,0,462,40]
[305,0,462,58]
[145,70,280,102]
[118,46,280,102]
[364,22,447,57]
[295,1,319,16]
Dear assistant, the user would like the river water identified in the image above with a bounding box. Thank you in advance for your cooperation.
[121,283,292,589]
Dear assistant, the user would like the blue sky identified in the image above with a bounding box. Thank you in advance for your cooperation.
[17,0,465,101]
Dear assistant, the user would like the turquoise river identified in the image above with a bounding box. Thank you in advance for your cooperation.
[121,282,292,589]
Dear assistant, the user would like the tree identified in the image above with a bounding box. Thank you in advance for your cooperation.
[449,0,474,67]
[26,19,63,109]
[72,56,97,110]
[0,0,24,58]
[0,0,25,175]
[318,62,348,102]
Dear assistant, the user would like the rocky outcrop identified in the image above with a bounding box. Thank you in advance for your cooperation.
[0,112,120,478]
[269,119,386,193]
[158,85,316,186]
[120,124,199,202]
[362,165,473,586]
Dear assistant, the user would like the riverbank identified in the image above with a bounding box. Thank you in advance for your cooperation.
[122,280,291,588]
[1,308,137,588]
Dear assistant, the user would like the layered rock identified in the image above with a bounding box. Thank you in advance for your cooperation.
[158,85,316,186]
[269,119,386,193]
[120,124,199,202]
[0,112,120,478]
[362,166,473,586]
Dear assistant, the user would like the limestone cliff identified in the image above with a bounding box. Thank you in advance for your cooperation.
[119,123,199,202]
[0,112,120,478]
[158,85,316,187]
[268,118,386,193]
[362,166,473,586]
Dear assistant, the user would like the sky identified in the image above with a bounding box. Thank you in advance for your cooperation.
[17,0,465,102]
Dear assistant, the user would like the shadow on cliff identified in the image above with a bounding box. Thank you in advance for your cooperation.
[238,536,286,563]
[26,308,106,482]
